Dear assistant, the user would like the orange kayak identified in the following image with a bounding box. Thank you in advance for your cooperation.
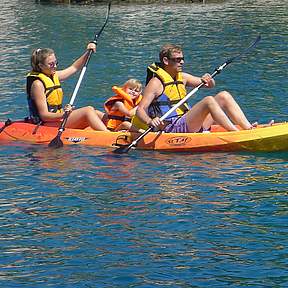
[0,120,288,152]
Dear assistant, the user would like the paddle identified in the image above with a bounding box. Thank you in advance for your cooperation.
[48,2,111,148]
[113,35,261,154]
[0,119,12,134]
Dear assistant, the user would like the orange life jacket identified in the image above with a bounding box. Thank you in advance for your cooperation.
[104,86,142,131]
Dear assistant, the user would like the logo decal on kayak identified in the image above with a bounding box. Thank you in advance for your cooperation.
[65,137,87,143]
[166,136,191,146]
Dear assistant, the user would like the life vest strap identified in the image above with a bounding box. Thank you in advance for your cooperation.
[46,85,62,97]
[163,80,184,87]
[108,115,131,122]
[48,104,63,113]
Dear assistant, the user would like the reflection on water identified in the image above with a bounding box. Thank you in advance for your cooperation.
[0,144,288,286]
[0,0,288,287]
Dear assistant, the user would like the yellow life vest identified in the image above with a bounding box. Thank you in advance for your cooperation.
[147,63,189,119]
[104,86,142,131]
[26,71,64,122]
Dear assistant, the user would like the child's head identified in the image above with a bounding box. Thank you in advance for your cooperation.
[123,79,142,99]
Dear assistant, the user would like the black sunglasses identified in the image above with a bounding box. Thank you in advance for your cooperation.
[168,57,184,63]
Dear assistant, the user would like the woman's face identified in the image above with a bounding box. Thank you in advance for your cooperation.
[40,53,58,76]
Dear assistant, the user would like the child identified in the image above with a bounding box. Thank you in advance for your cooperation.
[104,79,143,131]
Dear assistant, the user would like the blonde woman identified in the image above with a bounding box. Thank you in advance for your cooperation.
[27,43,108,131]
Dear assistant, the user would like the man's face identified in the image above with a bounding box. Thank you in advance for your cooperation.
[166,51,184,72]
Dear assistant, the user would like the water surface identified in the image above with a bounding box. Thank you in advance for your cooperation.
[0,0,288,287]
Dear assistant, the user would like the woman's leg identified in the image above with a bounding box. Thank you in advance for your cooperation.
[185,96,238,132]
[96,109,108,125]
[66,106,109,131]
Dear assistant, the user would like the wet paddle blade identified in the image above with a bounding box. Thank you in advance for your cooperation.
[0,118,12,134]
[48,135,63,148]
[113,144,133,154]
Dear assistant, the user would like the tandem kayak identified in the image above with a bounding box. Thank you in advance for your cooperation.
[0,120,288,152]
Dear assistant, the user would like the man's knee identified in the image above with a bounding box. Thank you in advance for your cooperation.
[203,96,217,106]
[215,90,232,101]
[214,91,235,107]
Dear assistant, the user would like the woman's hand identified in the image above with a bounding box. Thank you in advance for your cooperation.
[87,42,97,53]
[64,104,73,113]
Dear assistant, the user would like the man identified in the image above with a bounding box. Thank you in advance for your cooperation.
[136,44,253,133]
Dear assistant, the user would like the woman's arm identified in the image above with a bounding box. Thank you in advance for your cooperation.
[30,80,64,122]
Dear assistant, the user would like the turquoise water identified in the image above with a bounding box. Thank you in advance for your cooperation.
[0,0,288,287]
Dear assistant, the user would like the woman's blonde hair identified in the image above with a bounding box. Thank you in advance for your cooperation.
[123,78,142,92]
[31,48,55,72]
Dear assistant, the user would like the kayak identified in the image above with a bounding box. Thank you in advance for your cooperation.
[0,120,288,152]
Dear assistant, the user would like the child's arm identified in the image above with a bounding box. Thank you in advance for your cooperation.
[112,101,136,118]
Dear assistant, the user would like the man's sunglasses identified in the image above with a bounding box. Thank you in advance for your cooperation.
[168,57,184,63]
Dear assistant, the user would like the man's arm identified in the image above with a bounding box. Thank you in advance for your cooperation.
[136,77,163,126]
[183,72,215,88]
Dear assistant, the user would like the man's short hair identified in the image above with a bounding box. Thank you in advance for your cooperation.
[159,44,183,63]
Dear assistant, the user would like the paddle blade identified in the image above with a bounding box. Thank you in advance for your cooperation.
[0,118,12,134]
[48,135,63,148]
[113,144,134,154]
